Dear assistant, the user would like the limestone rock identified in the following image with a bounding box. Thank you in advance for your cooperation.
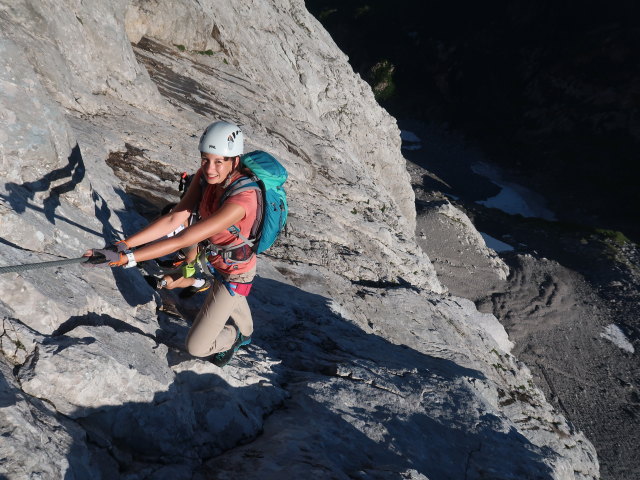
[18,325,173,418]
[0,354,103,479]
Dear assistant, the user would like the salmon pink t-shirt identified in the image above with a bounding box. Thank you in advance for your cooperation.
[197,170,258,276]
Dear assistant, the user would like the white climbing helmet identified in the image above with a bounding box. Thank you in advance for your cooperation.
[198,120,244,157]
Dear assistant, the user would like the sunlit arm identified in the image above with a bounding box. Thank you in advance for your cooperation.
[129,202,246,263]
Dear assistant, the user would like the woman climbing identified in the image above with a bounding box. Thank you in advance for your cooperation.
[85,120,257,367]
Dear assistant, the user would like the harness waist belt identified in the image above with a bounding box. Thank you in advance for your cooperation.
[207,262,253,297]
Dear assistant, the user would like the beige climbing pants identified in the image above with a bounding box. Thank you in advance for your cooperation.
[185,267,255,357]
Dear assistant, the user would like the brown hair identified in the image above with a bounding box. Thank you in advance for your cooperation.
[226,156,251,176]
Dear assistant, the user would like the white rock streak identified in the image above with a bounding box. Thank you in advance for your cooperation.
[601,324,635,354]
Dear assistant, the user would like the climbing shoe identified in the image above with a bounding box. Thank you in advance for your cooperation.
[210,331,252,367]
[157,251,187,269]
[178,282,211,299]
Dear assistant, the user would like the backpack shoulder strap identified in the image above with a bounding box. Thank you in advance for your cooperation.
[218,175,263,249]
[221,176,260,204]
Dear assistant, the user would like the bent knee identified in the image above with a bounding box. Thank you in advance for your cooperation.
[185,336,211,358]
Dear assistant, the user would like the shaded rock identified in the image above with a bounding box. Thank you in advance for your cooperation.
[18,325,173,418]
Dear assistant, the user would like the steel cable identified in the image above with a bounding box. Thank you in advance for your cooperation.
[0,256,90,274]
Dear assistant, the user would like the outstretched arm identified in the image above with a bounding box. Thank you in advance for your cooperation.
[85,201,246,267]
[128,202,245,263]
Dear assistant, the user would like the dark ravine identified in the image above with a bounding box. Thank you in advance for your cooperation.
[306,0,640,243]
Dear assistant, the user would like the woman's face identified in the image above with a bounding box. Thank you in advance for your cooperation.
[200,152,237,184]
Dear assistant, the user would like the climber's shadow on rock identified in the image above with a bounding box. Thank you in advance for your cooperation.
[0,144,101,237]
[0,144,153,310]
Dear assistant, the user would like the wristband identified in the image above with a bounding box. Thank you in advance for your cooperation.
[123,251,137,269]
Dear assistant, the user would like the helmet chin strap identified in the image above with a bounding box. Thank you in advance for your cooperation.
[222,174,233,188]
[222,160,241,188]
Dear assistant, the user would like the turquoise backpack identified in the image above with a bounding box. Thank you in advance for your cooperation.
[215,150,288,258]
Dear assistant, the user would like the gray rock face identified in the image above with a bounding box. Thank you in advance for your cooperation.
[0,1,598,479]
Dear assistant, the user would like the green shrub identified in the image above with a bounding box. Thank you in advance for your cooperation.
[369,59,396,101]
[595,228,631,246]
[355,6,371,18]
[318,8,338,20]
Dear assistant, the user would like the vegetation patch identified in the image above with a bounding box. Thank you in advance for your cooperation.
[318,8,338,20]
[595,228,632,246]
[368,59,396,101]
[355,5,371,18]
[174,44,215,56]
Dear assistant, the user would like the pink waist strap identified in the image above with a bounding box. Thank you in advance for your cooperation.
[228,281,252,296]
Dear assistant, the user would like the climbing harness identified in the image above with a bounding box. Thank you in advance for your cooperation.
[0,253,107,275]
[210,267,253,297]
[196,251,252,297]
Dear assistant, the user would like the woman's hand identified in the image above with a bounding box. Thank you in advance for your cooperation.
[82,247,127,267]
